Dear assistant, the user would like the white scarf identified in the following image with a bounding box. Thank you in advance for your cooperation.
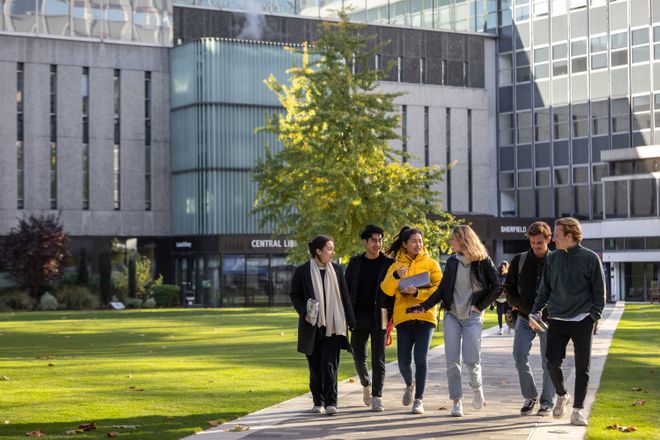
[309,259,347,337]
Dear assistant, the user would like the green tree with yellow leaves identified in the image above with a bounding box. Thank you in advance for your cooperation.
[253,11,457,262]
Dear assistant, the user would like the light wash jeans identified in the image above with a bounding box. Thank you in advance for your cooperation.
[513,315,555,406]
[443,311,483,400]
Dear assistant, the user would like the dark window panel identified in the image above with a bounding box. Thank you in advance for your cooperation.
[517,144,532,169]
[553,141,569,166]
[500,146,515,171]
[572,139,589,164]
[535,143,551,167]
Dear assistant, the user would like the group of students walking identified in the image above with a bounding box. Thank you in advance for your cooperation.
[289,218,606,426]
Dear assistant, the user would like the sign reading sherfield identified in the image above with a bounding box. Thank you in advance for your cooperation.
[500,225,527,234]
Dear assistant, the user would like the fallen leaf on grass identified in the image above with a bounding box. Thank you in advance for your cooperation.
[26,431,47,437]
[125,375,132,378]
[111,425,137,429]
[607,424,638,432]
[208,420,222,427]
[208,380,215,384]
[437,406,448,410]
[225,425,249,433]
[78,422,96,431]
[107,433,119,437]
[631,386,643,391]
[0,376,9,381]
[4,421,10,424]
[348,378,357,383]
[48,363,55,367]
[632,400,646,406]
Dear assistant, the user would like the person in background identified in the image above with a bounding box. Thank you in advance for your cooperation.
[504,221,556,416]
[529,218,606,426]
[345,225,394,412]
[409,225,501,418]
[290,236,356,416]
[495,261,510,335]
[380,226,442,415]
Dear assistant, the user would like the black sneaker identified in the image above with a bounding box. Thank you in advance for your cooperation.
[520,398,537,415]
[537,403,553,416]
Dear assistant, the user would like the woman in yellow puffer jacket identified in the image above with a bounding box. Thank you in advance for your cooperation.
[380,226,442,415]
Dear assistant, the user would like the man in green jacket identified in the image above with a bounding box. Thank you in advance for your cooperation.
[529,217,606,427]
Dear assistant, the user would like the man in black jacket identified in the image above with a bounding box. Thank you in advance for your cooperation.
[505,221,555,417]
[530,217,606,426]
[345,225,393,412]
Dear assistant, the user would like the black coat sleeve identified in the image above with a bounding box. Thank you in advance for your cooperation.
[474,257,502,311]
[505,254,521,307]
[289,265,307,319]
[344,257,357,307]
[336,264,356,329]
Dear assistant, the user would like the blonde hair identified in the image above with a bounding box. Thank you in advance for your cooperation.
[452,225,489,262]
[555,217,583,242]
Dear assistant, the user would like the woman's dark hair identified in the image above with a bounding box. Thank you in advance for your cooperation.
[385,226,423,256]
[308,235,333,259]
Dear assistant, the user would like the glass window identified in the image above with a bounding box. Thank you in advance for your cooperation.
[535,46,549,62]
[591,53,607,69]
[630,179,658,217]
[555,185,571,217]
[536,169,551,186]
[611,50,628,67]
[501,172,515,189]
[554,167,569,185]
[553,106,570,139]
[573,166,589,183]
[632,29,649,46]
[611,32,628,49]
[605,180,629,218]
[499,54,513,86]
[571,39,587,56]
[518,170,533,187]
[535,109,551,141]
[574,185,590,219]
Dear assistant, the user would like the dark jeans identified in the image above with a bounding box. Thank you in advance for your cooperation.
[545,316,595,409]
[496,301,509,328]
[396,320,435,400]
[306,328,341,407]
[351,314,386,397]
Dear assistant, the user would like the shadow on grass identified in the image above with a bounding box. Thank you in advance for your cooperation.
[1,412,244,440]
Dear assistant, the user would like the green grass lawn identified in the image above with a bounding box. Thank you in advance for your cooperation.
[587,304,660,440]
[0,308,499,439]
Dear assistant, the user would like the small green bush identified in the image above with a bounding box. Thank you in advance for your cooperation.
[55,286,100,310]
[125,297,143,309]
[0,289,35,311]
[152,284,180,307]
[38,292,59,310]
[142,297,157,308]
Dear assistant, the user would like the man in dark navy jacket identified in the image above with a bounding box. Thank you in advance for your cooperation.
[345,225,393,412]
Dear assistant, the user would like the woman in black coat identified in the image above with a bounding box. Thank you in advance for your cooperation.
[290,235,356,416]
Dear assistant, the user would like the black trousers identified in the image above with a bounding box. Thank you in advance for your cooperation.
[350,313,386,397]
[496,301,509,328]
[545,316,595,409]
[306,328,341,407]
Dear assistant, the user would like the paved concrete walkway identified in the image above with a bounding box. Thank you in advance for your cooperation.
[184,303,624,440]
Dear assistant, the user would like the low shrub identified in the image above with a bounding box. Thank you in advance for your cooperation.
[55,286,100,310]
[57,272,79,288]
[38,292,59,310]
[152,284,180,307]
[142,297,157,308]
[125,297,143,309]
[0,289,35,311]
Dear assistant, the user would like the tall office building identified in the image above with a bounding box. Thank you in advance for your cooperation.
[497,0,660,300]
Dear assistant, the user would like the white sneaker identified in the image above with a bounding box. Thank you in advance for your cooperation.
[553,393,571,418]
[451,401,463,417]
[372,396,384,412]
[310,405,324,413]
[570,409,588,426]
[498,327,504,335]
[402,383,415,406]
[325,405,337,415]
[363,384,372,407]
[473,388,485,410]
[412,399,424,414]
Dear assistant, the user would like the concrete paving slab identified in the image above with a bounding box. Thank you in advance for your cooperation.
[183,303,624,440]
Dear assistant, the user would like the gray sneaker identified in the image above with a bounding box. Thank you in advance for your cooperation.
[570,409,588,426]
[473,388,485,410]
[363,384,372,407]
[553,393,571,418]
[310,405,324,414]
[372,396,384,412]
[412,399,424,414]
[325,405,337,416]
[402,383,415,406]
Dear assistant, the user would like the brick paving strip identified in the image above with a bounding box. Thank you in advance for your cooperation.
[183,303,624,440]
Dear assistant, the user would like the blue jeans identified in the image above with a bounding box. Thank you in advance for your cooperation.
[513,316,555,406]
[443,311,483,400]
[396,320,435,400]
